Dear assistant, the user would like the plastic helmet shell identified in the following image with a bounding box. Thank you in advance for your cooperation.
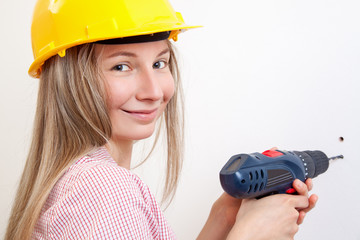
[29,0,199,78]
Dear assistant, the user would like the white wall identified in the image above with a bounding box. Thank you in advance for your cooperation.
[1,0,359,239]
[0,0,38,237]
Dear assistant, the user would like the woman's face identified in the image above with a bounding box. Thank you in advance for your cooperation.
[96,40,174,142]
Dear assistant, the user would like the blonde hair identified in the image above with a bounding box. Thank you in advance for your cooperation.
[5,41,184,240]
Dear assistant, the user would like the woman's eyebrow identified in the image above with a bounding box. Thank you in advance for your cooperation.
[106,47,170,59]
[108,51,137,58]
[157,48,170,57]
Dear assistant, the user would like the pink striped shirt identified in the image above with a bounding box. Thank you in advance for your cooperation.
[33,146,176,239]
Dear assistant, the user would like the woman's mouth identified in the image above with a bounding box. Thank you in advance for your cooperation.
[122,108,159,122]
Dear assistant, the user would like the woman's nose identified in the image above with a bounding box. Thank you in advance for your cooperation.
[136,69,163,102]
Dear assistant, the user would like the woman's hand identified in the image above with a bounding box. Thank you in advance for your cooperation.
[227,179,318,240]
[230,195,307,240]
[198,146,318,240]
[197,192,242,240]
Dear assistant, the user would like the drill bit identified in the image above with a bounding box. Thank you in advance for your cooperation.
[329,155,344,161]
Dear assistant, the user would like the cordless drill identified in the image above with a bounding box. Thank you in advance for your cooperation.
[219,149,343,199]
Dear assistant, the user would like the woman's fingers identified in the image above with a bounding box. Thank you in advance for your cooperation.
[293,179,309,198]
[297,211,306,225]
[305,178,313,191]
[303,194,318,213]
[292,179,318,212]
[291,178,318,225]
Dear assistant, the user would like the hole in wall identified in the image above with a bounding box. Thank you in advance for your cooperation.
[339,136,344,142]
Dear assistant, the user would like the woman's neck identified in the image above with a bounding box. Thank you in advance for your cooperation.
[105,139,133,169]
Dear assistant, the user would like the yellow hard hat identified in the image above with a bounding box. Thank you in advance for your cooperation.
[29,0,200,78]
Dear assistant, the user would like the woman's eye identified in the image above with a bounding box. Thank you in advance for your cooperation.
[153,60,167,69]
[112,64,130,71]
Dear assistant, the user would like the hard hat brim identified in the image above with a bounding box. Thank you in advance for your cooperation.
[95,31,171,45]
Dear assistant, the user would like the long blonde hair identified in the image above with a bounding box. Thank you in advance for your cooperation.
[5,41,184,240]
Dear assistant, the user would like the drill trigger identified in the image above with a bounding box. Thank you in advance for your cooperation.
[286,188,297,194]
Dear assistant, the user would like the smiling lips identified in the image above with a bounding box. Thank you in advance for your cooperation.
[122,108,159,122]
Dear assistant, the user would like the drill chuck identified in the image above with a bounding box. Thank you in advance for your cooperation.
[220,149,340,199]
[293,150,329,178]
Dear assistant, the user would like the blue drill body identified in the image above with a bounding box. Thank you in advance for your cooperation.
[220,150,330,199]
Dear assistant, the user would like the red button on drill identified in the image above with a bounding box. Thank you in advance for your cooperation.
[262,150,284,158]
[286,188,296,194]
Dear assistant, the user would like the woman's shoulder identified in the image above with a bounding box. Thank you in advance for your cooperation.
[43,146,154,216]
[57,146,146,195]
[36,147,174,239]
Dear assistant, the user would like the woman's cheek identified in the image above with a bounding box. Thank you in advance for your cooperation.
[163,75,175,103]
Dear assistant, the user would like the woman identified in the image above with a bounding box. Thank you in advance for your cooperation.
[6,0,317,239]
